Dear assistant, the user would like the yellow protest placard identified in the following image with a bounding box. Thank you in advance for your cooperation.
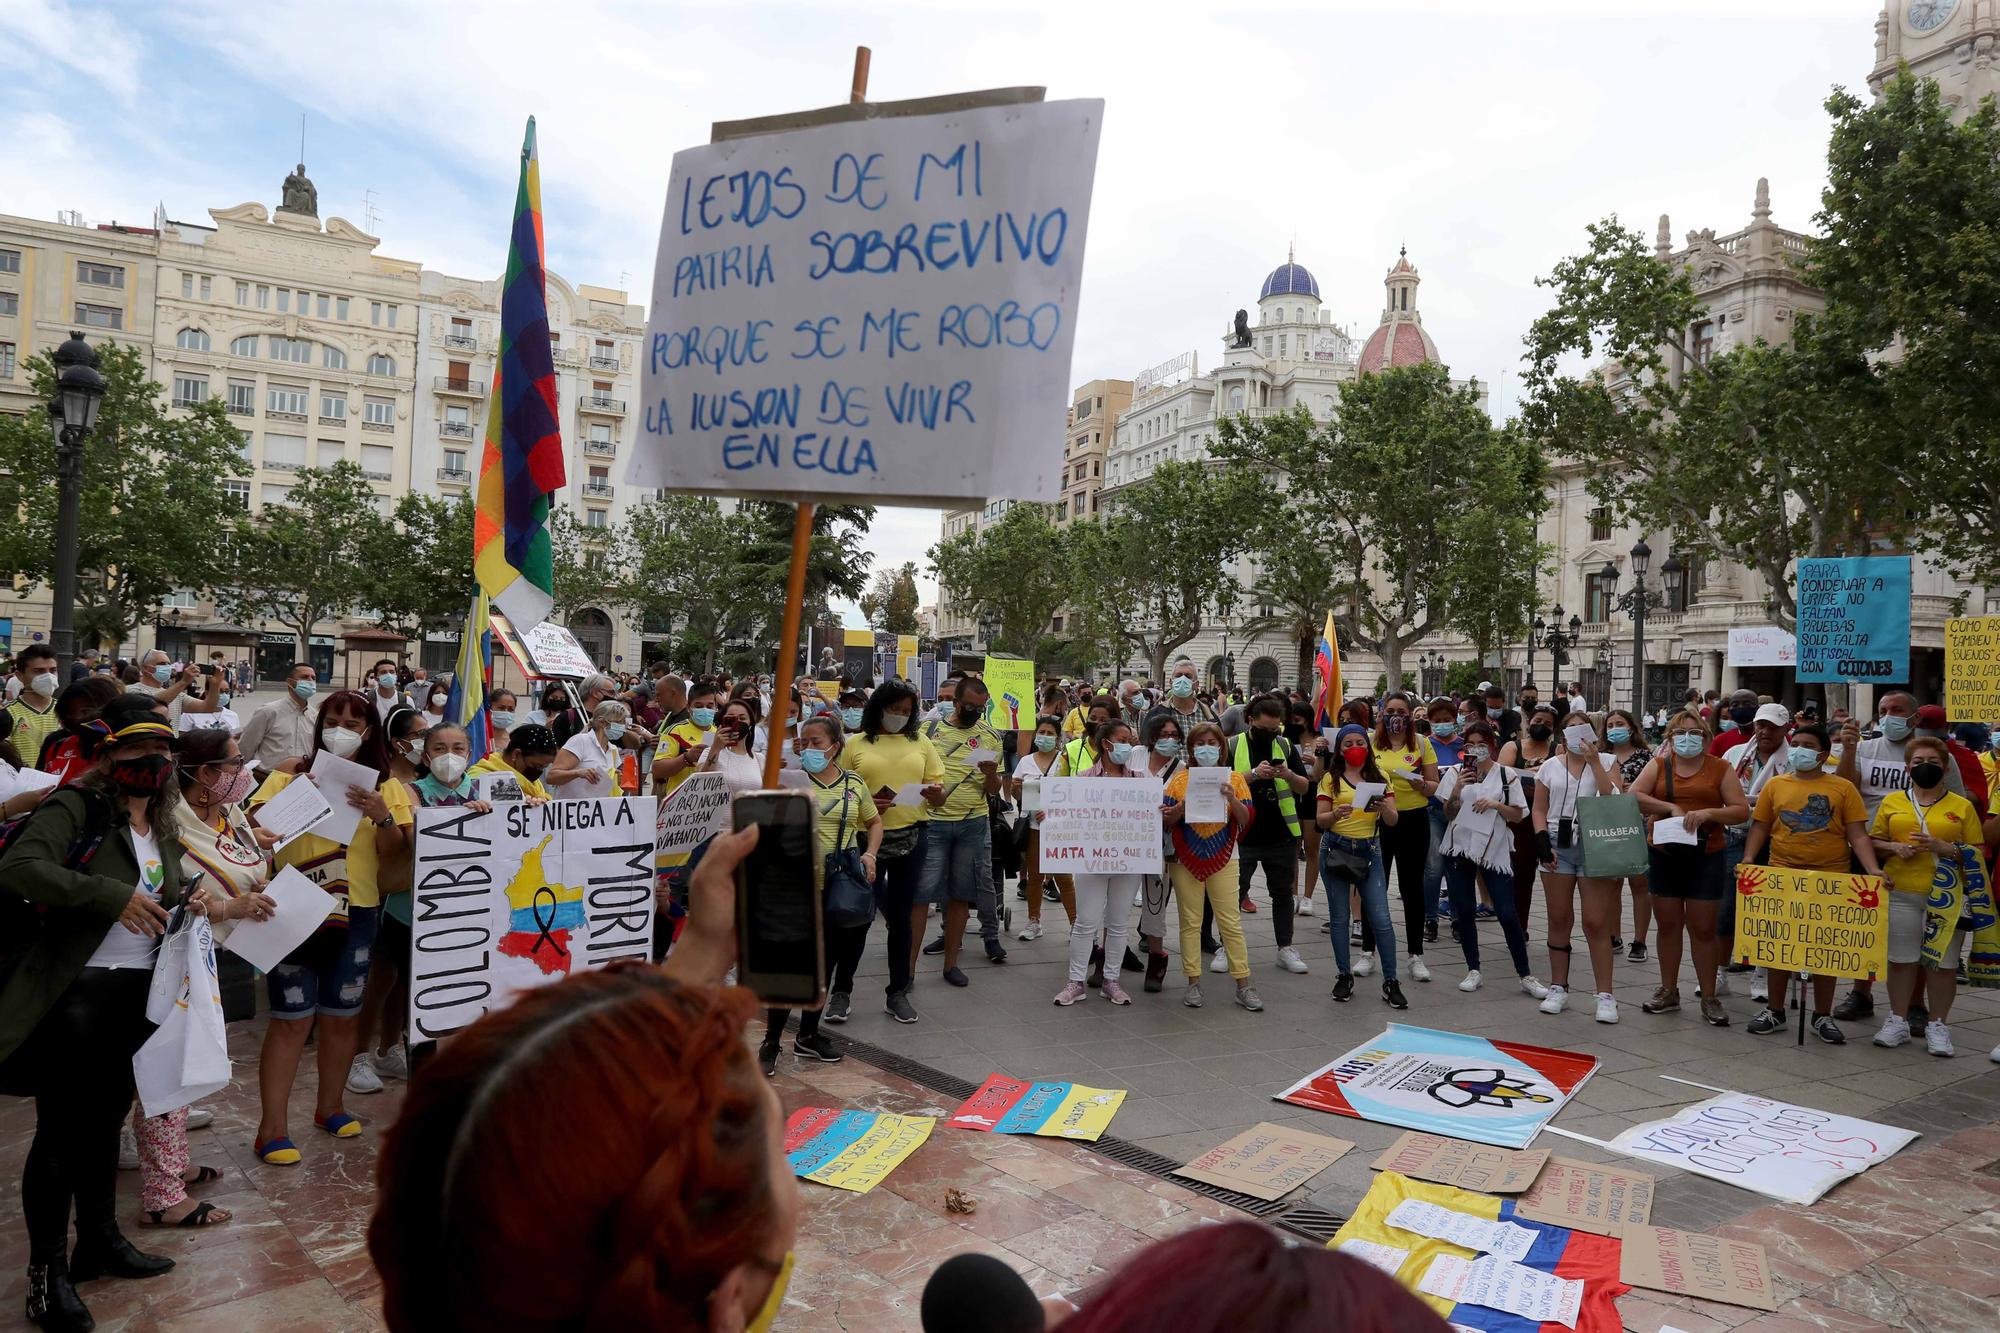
[1945,616,2000,723]
[982,657,1037,733]
[1734,864,1887,980]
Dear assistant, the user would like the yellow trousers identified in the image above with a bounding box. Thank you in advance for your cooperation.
[1173,860,1247,980]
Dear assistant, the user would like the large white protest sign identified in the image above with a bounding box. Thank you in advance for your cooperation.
[1038,775,1163,875]
[1550,1082,1918,1205]
[408,797,657,1040]
[655,771,733,862]
[632,98,1104,506]
[1727,627,1796,668]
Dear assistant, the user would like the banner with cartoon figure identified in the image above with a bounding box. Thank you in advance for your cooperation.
[1733,864,1887,980]
[783,1107,934,1194]
[1276,1025,1598,1149]
[981,657,1036,733]
[947,1073,1126,1142]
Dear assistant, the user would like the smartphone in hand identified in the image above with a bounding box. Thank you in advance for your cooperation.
[732,789,825,1008]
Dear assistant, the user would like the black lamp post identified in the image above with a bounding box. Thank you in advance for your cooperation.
[1537,605,1581,693]
[47,332,106,678]
[1604,539,1683,715]
[1528,614,1544,691]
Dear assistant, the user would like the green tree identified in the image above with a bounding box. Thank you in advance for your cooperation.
[221,462,389,658]
[859,561,923,636]
[1442,660,1485,697]
[546,505,618,620]
[0,341,245,649]
[730,502,873,664]
[1440,427,1549,672]
[1808,72,2000,584]
[929,504,1071,655]
[1521,217,1893,630]
[362,493,475,641]
[1068,460,1258,683]
[610,496,745,675]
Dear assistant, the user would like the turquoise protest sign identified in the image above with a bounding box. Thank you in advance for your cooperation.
[1795,557,1911,683]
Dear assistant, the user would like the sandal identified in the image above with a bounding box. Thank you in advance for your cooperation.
[314,1112,363,1139]
[254,1136,302,1165]
[183,1165,224,1188]
[143,1201,229,1228]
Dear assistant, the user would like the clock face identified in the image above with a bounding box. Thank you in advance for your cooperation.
[1908,0,1957,34]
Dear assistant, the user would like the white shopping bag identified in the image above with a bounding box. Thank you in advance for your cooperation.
[133,913,233,1117]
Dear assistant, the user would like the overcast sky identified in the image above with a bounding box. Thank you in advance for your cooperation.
[3,0,1875,626]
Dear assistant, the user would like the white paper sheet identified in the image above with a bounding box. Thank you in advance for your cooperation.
[1396,767,1424,782]
[1651,816,1700,846]
[1385,1199,1537,1262]
[1349,780,1387,813]
[892,782,928,807]
[1019,775,1042,815]
[254,775,335,850]
[4,766,59,797]
[1419,1254,1582,1329]
[1563,722,1597,751]
[968,747,1001,766]
[220,866,337,972]
[1434,768,1462,804]
[1183,767,1228,823]
[307,750,383,847]
[1336,1239,1409,1276]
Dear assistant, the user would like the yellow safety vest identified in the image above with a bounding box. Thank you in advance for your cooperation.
[1229,732,1301,838]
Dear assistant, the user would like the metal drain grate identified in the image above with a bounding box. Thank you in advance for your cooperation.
[828,1031,1345,1232]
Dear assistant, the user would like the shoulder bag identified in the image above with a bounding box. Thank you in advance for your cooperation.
[822,778,876,929]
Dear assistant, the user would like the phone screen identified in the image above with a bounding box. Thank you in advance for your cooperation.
[733,790,824,1007]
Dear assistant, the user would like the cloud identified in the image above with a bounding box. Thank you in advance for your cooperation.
[0,0,144,104]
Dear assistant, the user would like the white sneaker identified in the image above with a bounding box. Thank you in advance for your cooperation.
[1353,952,1377,978]
[1872,1015,1911,1048]
[1750,968,1768,1003]
[1296,897,1315,917]
[1408,955,1431,983]
[1519,974,1550,999]
[118,1125,139,1171]
[1713,973,1730,997]
[1459,969,1483,993]
[184,1106,215,1131]
[1926,1020,1955,1058]
[1018,919,1042,941]
[346,1053,385,1095]
[1595,992,1619,1024]
[371,1047,410,1081]
[1990,1043,2000,1064]
[1210,950,1229,973]
[1277,946,1308,974]
[1133,889,1144,908]
[1539,984,1569,1016]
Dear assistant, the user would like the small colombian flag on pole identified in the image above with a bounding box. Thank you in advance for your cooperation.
[445,592,493,763]
[473,117,566,629]
[1313,610,1342,731]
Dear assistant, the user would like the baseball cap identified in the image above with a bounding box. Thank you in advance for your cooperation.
[1914,704,1949,730]
[1753,703,1791,728]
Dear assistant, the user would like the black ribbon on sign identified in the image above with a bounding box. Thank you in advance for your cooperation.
[531,886,568,960]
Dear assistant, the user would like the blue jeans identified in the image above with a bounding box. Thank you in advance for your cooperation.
[917,816,999,942]
[1423,806,1448,917]
[1443,856,1532,978]
[1321,834,1397,981]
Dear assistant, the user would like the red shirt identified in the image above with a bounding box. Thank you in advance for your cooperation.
[37,733,90,785]
[1709,727,1744,756]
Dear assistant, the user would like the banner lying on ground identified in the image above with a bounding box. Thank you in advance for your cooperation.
[1549,1081,1919,1206]
[783,1107,934,1193]
[946,1072,1126,1141]
[408,797,657,1039]
[1332,1171,1628,1332]
[1276,1024,1598,1149]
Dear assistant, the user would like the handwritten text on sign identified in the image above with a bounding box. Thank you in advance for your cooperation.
[1038,775,1164,875]
[1945,616,2000,723]
[632,100,1104,505]
[1794,556,1910,683]
[1734,864,1886,980]
[654,771,732,862]
[409,798,656,1040]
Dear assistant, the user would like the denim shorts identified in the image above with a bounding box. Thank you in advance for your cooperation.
[917,816,992,906]
[267,905,380,1020]
[1549,840,1586,877]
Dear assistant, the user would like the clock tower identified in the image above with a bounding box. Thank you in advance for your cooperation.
[1871,0,1998,117]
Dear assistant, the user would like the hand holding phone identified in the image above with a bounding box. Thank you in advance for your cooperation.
[732,789,825,1008]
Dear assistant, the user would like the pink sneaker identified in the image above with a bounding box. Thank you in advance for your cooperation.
[1102,980,1132,1006]
[1053,981,1088,1006]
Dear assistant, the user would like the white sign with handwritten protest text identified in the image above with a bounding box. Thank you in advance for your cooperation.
[1038,775,1163,875]
[632,99,1104,507]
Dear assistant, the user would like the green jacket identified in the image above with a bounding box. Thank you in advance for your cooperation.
[0,788,185,1065]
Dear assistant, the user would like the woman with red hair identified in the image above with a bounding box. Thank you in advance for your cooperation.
[1059,1219,1450,1333]
[370,826,800,1333]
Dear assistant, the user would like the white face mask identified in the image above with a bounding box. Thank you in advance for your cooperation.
[881,712,909,734]
[322,726,364,758]
[428,753,468,786]
[28,672,56,698]
[377,673,398,692]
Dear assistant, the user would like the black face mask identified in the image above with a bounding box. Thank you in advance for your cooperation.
[520,764,550,783]
[109,753,172,796]
[1909,761,1946,789]
[957,702,983,724]
[1527,723,1553,743]
[1731,705,1757,726]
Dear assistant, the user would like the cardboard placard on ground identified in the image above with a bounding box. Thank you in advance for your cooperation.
[1619,1226,1778,1311]
[1173,1122,1353,1201]
[1510,1156,1655,1235]
[1369,1132,1551,1194]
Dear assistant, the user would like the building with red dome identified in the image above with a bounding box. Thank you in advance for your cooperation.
[1355,248,1440,374]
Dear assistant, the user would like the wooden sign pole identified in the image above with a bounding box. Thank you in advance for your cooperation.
[760,45,870,787]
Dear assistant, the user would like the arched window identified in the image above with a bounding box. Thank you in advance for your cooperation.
[367,353,396,376]
[229,334,259,357]
[1248,656,1280,692]
[176,327,209,352]
[322,345,347,370]
[1228,386,1244,411]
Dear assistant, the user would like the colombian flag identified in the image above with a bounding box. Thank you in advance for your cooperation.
[473,117,566,628]
[1313,610,1342,730]
[945,1073,1126,1142]
[1334,1172,1627,1331]
[445,591,493,763]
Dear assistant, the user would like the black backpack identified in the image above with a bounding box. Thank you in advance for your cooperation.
[0,786,118,982]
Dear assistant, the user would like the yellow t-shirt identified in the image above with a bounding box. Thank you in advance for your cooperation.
[250,769,412,913]
[1371,734,1437,812]
[4,698,59,771]
[1753,772,1868,873]
[1165,767,1251,839]
[1061,705,1090,739]
[843,734,944,831]
[1317,773,1382,839]
[925,718,1003,823]
[469,754,551,802]
[1871,789,1983,895]
[810,769,874,857]
[653,719,708,799]
[1982,751,2000,802]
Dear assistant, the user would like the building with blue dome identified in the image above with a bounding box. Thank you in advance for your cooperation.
[1258,255,1320,301]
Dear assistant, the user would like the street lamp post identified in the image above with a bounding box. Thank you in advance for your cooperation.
[1528,615,1544,692]
[47,332,107,679]
[1603,540,1682,716]
[1535,605,1581,698]
[1219,629,1230,692]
